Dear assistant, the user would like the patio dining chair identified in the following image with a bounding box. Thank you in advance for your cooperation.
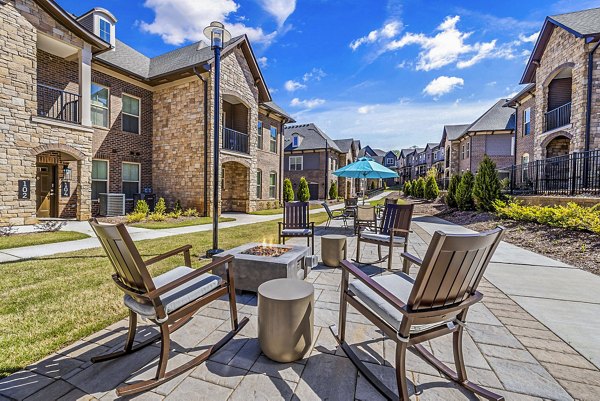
[88,219,248,396]
[354,205,377,234]
[345,197,359,217]
[333,227,505,401]
[321,202,349,228]
[355,203,414,272]
[278,201,315,253]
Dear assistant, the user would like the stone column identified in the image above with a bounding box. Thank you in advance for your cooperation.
[79,43,92,127]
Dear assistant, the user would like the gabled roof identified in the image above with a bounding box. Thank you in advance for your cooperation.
[399,148,416,158]
[461,99,515,136]
[262,101,295,123]
[352,140,361,151]
[521,7,600,84]
[334,139,354,153]
[424,142,438,151]
[443,124,471,142]
[372,148,387,156]
[505,83,536,107]
[283,123,342,152]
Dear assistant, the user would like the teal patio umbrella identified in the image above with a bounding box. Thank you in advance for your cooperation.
[333,157,399,204]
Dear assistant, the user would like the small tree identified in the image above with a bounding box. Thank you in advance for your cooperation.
[415,177,426,198]
[446,175,460,208]
[173,200,182,213]
[134,199,150,215]
[297,177,310,202]
[473,155,501,211]
[370,180,376,190]
[424,175,440,200]
[456,171,475,211]
[283,178,294,202]
[154,197,167,215]
[402,180,412,197]
[328,180,338,200]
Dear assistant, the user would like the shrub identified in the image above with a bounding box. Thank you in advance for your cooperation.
[494,200,600,234]
[297,177,310,202]
[167,211,181,219]
[370,181,376,190]
[149,212,166,221]
[183,208,199,217]
[154,197,166,215]
[283,179,294,202]
[424,175,440,200]
[500,177,510,190]
[126,212,146,224]
[446,175,460,208]
[173,200,182,214]
[414,177,425,198]
[134,200,150,215]
[329,180,338,200]
[402,181,412,197]
[455,171,475,211]
[473,156,501,211]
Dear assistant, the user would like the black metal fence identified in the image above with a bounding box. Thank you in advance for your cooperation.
[545,102,571,132]
[37,84,80,124]
[223,127,249,154]
[508,149,600,196]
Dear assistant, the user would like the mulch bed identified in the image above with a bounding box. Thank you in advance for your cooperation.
[405,197,600,276]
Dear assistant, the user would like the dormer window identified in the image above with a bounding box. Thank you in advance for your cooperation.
[292,134,299,148]
[99,18,111,43]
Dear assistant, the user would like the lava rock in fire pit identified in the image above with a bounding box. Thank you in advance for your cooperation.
[241,245,292,258]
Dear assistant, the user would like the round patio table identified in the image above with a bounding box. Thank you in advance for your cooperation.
[257,278,314,363]
[321,234,348,267]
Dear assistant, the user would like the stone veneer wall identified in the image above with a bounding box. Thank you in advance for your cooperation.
[0,0,93,224]
[256,112,283,209]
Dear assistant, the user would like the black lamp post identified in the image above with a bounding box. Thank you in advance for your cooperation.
[204,21,231,258]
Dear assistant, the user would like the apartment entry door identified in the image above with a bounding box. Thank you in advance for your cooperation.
[36,164,57,218]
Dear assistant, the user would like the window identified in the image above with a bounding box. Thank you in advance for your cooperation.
[256,169,262,198]
[91,83,109,128]
[386,157,394,165]
[461,145,465,160]
[122,162,140,199]
[466,142,470,158]
[269,172,277,198]
[122,94,140,134]
[521,153,530,181]
[289,155,303,171]
[91,160,108,200]
[257,121,263,149]
[269,126,277,153]
[292,134,299,148]
[523,108,531,136]
[99,18,111,43]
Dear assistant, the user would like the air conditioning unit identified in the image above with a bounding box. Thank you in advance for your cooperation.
[99,193,125,216]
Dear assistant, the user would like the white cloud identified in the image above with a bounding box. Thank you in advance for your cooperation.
[350,20,402,51]
[423,76,464,98]
[139,0,291,46]
[257,0,296,27]
[386,16,501,71]
[290,98,325,109]
[269,87,278,93]
[284,80,306,92]
[302,68,326,82]
[357,105,376,114]
[257,56,268,67]
[518,32,539,43]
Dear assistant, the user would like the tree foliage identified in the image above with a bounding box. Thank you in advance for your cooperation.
[283,178,295,202]
[456,171,475,211]
[297,177,311,202]
[414,177,425,198]
[424,175,440,200]
[402,180,412,197]
[329,180,338,200]
[473,155,501,211]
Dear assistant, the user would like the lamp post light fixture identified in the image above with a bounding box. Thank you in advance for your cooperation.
[204,21,231,258]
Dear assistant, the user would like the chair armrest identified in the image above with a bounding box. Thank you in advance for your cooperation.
[146,254,234,300]
[391,228,410,235]
[145,245,192,267]
[401,252,422,266]
[340,260,408,315]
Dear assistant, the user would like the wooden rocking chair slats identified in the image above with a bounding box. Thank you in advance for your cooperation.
[278,202,315,253]
[355,203,414,272]
[89,219,248,397]
[334,227,505,401]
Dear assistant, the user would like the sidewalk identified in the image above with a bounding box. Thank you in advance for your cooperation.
[0,192,392,263]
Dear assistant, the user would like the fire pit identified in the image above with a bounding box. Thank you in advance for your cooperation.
[212,242,311,292]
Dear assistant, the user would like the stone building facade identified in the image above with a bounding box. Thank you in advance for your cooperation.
[0,0,292,224]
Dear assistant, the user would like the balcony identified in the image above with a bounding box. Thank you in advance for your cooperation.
[223,127,249,154]
[37,84,81,124]
[545,102,571,132]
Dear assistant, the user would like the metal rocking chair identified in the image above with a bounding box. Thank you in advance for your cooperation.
[89,219,248,396]
[334,227,505,401]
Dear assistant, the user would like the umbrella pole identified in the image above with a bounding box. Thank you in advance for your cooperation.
[362,177,366,205]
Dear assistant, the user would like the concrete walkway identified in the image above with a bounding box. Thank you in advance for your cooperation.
[414,215,600,371]
[0,192,392,263]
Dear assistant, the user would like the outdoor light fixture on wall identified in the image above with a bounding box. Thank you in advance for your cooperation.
[203,21,231,258]
[62,165,72,182]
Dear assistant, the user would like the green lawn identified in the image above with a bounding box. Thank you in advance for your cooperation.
[132,216,236,229]
[0,212,329,378]
[0,231,89,250]
[249,203,323,215]
[369,195,406,207]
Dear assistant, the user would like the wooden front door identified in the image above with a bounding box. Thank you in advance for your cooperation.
[36,164,57,218]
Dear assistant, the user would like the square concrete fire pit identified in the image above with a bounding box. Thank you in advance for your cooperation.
[212,243,311,292]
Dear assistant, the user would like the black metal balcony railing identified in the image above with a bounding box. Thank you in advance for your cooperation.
[223,127,249,154]
[545,101,571,132]
[37,84,80,124]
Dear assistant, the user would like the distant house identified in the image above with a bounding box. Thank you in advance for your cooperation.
[334,139,361,197]
[397,148,416,184]
[358,145,397,187]
[441,124,471,179]
[283,123,343,200]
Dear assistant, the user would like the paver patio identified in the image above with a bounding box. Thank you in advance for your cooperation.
[1,214,599,400]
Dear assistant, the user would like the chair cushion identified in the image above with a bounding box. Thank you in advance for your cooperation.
[124,266,221,320]
[360,231,406,244]
[282,228,312,235]
[349,273,448,334]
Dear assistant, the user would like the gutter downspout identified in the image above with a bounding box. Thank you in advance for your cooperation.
[583,39,600,188]
[193,66,210,217]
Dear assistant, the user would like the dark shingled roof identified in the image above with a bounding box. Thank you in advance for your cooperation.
[462,99,515,135]
[444,124,471,141]
[96,40,150,78]
[262,101,295,122]
[399,148,416,158]
[550,7,600,36]
[284,123,342,152]
[334,139,354,153]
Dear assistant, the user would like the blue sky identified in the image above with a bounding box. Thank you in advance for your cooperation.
[62,0,600,150]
